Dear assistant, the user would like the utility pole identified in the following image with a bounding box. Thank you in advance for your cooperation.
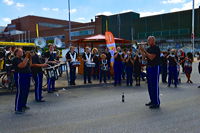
[68,0,72,46]
[192,0,195,56]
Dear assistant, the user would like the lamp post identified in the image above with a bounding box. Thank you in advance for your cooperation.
[192,0,195,56]
[68,0,71,46]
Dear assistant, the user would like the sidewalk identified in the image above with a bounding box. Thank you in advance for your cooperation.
[0,73,114,95]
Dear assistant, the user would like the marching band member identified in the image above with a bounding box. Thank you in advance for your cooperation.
[160,51,168,83]
[114,46,123,86]
[99,53,108,83]
[92,48,100,80]
[125,50,134,86]
[31,50,48,102]
[139,36,161,109]
[44,43,59,93]
[103,47,111,80]
[183,52,193,84]
[66,46,78,85]
[82,47,92,84]
[122,49,127,80]
[133,54,141,86]
[12,48,32,114]
[167,49,178,87]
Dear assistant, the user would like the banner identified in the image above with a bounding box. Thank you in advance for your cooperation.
[105,31,116,63]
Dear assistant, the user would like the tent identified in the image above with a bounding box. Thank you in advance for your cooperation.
[72,34,131,46]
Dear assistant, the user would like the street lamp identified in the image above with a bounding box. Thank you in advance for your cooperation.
[192,0,195,56]
[68,0,71,46]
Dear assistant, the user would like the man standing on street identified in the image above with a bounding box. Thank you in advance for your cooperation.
[139,36,161,109]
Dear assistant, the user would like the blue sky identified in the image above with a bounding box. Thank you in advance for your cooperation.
[0,0,199,26]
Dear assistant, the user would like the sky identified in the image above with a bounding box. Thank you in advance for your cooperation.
[0,0,200,26]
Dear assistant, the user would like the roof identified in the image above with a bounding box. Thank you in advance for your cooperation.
[72,34,131,44]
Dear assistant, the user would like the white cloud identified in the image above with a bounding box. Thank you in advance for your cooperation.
[42,8,50,11]
[63,8,77,14]
[43,8,61,12]
[77,17,86,21]
[96,11,113,16]
[162,0,185,4]
[120,10,133,14]
[2,18,11,23]
[2,0,14,6]
[140,10,166,17]
[16,3,24,8]
[52,8,59,12]
[76,17,87,22]
[70,8,77,13]
[170,0,200,12]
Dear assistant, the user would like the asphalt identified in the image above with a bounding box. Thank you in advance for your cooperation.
[0,62,200,133]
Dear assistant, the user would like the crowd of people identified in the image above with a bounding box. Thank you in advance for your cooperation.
[0,35,199,113]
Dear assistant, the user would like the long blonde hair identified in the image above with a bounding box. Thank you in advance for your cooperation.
[92,48,98,54]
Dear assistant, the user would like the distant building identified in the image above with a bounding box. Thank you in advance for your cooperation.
[1,7,200,50]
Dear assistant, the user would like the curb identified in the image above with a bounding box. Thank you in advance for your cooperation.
[0,83,114,96]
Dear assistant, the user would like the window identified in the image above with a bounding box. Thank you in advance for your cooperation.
[70,29,94,37]
[8,25,16,28]
[38,22,66,28]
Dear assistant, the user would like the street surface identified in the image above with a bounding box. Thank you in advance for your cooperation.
[0,62,200,133]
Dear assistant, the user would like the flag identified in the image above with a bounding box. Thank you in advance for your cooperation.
[105,31,116,63]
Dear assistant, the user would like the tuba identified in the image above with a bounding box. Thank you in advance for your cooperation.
[34,37,46,56]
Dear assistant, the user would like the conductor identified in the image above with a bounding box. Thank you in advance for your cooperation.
[139,36,161,109]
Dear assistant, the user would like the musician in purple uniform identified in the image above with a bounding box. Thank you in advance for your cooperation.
[44,43,60,93]
[31,51,48,102]
[139,36,161,109]
[12,48,32,114]
[114,46,123,86]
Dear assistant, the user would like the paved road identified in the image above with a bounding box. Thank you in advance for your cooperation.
[0,63,200,133]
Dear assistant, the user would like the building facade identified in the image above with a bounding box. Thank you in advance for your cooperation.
[1,7,200,50]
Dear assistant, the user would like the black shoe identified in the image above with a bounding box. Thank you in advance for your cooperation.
[175,85,177,88]
[72,82,76,85]
[149,104,160,109]
[15,110,25,114]
[198,86,200,88]
[167,85,170,87]
[84,81,86,84]
[36,100,46,102]
[114,83,117,86]
[145,102,153,106]
[88,81,92,84]
[48,91,53,93]
[22,106,30,111]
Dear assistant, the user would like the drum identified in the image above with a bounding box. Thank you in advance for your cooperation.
[45,67,56,79]
[45,66,59,80]
[101,66,108,71]
[85,62,95,68]
[54,65,60,77]
[71,61,80,67]
[60,63,67,72]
